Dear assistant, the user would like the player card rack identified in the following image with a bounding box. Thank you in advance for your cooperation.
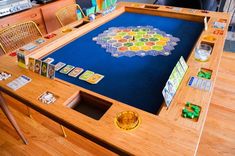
[162,56,188,108]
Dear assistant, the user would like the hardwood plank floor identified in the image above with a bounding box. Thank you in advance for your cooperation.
[0,52,235,156]
[197,52,235,156]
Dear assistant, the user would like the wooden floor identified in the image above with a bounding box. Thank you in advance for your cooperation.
[0,52,235,156]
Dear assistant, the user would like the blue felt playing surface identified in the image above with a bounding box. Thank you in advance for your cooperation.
[44,12,204,114]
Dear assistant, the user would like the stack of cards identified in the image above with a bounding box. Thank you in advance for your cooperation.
[17,50,27,68]
[60,65,75,74]
[55,62,66,71]
[0,71,11,81]
[38,91,57,105]
[7,75,31,91]
[188,76,211,91]
[53,61,104,84]
[28,57,55,79]
[162,56,188,107]
[68,67,84,77]
[79,70,104,84]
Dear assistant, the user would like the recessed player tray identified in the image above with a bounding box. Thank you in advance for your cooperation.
[67,91,112,120]
[74,20,90,29]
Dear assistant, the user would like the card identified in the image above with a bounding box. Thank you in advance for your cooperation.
[0,71,11,81]
[179,56,188,72]
[176,62,185,77]
[28,57,35,71]
[35,38,45,44]
[48,64,55,79]
[188,76,211,92]
[17,51,26,68]
[34,59,42,74]
[41,62,48,77]
[87,73,104,84]
[68,67,84,77]
[162,87,173,107]
[44,57,54,64]
[165,80,176,96]
[59,65,75,74]
[79,70,94,81]
[38,91,57,105]
[55,62,66,71]
[7,75,31,91]
[21,43,37,51]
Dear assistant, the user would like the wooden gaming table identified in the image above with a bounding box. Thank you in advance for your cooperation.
[0,2,230,155]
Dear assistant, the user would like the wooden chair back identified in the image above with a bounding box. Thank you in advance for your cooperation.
[56,4,86,27]
[0,21,42,54]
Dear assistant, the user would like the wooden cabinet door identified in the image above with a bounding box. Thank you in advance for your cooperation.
[0,8,47,35]
[41,0,75,33]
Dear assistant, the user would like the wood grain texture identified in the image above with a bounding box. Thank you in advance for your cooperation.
[197,52,235,156]
[0,93,117,156]
[1,52,234,155]
[0,3,231,155]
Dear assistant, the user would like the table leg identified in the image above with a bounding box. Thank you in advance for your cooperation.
[0,92,28,144]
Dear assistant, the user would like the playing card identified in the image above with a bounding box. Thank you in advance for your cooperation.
[7,75,31,91]
[17,51,26,68]
[79,70,94,81]
[86,73,104,84]
[179,56,188,72]
[35,38,45,44]
[41,62,48,77]
[34,59,42,74]
[47,64,55,79]
[44,57,54,64]
[21,43,37,51]
[162,87,173,107]
[59,65,75,74]
[28,57,35,71]
[55,62,66,71]
[68,67,84,77]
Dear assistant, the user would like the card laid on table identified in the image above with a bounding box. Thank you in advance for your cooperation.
[68,67,84,77]
[44,57,54,64]
[55,62,66,71]
[79,70,94,81]
[86,73,104,84]
[60,65,75,74]
[7,75,31,91]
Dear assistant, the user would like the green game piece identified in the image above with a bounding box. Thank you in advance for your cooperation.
[183,113,187,118]
[182,108,188,114]
[186,102,191,106]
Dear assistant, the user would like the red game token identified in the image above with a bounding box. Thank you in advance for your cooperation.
[9,51,17,57]
[44,33,57,39]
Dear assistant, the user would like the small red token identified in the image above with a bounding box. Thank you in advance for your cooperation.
[44,33,57,39]
[9,51,17,57]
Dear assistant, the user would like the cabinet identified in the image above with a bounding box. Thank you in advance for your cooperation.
[0,0,75,35]
[0,7,47,34]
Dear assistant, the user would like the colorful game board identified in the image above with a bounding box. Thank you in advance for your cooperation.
[93,26,180,57]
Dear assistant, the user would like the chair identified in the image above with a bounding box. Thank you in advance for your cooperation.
[0,21,67,138]
[56,4,86,27]
[0,21,42,54]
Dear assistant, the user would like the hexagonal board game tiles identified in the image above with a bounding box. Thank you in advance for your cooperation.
[93,26,180,57]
